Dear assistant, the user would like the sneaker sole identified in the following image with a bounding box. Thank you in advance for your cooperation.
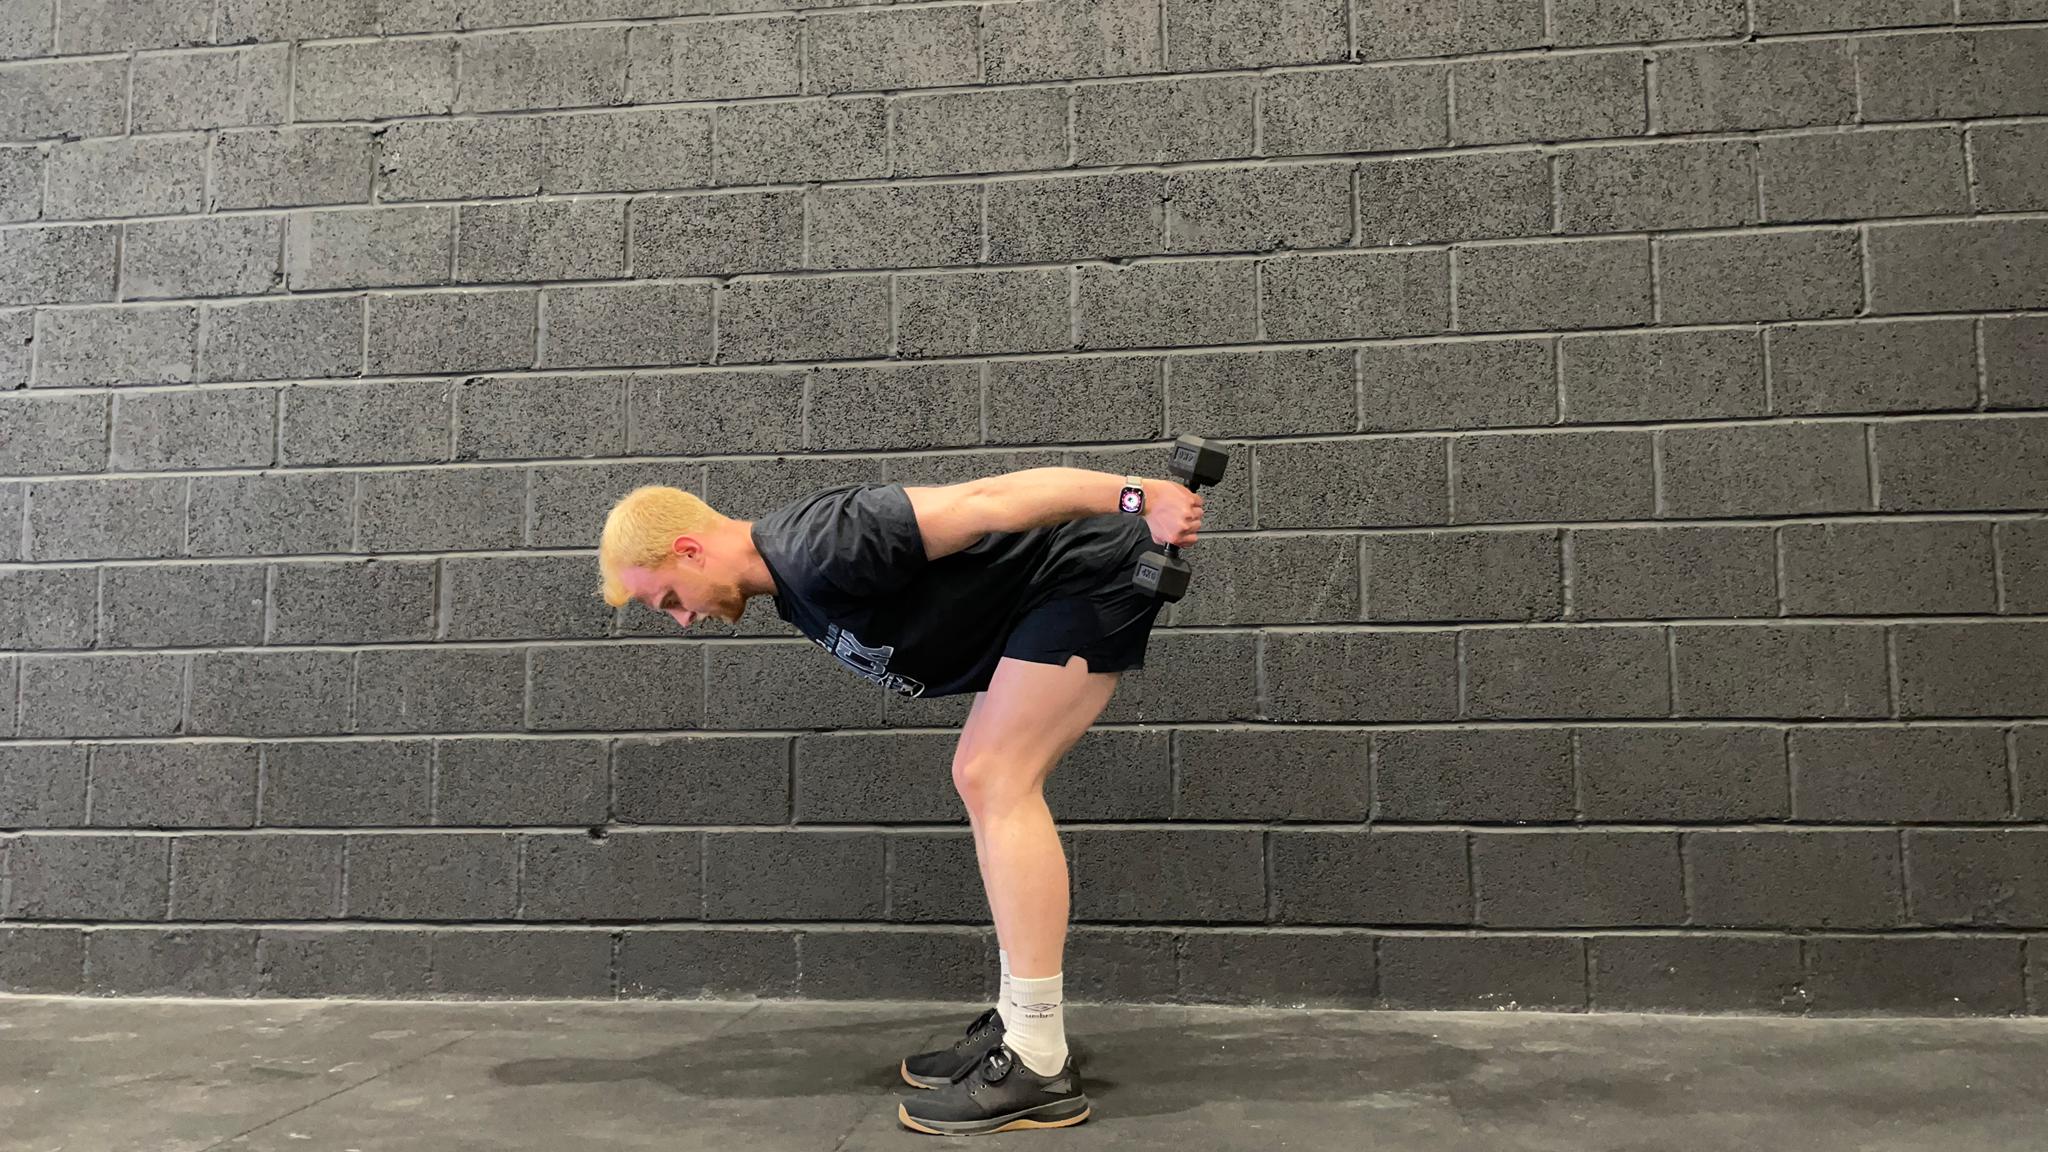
[900,1060,946,1090]
[897,1100,1092,1137]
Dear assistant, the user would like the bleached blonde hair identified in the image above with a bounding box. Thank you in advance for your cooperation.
[597,485,722,607]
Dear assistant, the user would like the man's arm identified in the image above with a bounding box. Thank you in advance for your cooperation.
[903,468,1200,562]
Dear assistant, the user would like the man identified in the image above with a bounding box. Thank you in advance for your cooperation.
[598,464,1204,1136]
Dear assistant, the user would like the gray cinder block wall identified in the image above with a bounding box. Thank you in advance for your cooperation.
[1,0,2045,1015]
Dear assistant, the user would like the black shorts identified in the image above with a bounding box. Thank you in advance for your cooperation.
[1001,572,1164,675]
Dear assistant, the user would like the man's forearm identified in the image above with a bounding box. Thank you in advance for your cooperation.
[969,467,1139,533]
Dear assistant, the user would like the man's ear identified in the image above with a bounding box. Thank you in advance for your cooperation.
[669,534,703,563]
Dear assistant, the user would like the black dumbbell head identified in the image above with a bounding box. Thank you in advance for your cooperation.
[1168,434,1229,488]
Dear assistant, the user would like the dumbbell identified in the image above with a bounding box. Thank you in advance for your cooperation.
[1132,434,1229,602]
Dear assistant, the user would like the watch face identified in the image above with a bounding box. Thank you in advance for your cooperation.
[1119,487,1143,514]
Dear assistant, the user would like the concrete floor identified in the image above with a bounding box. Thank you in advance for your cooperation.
[3,997,2046,1152]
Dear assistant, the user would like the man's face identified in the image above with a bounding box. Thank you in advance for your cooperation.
[619,550,745,629]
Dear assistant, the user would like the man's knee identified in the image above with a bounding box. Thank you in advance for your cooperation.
[951,750,1048,811]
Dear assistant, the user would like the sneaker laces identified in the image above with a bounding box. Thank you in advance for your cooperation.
[953,1006,1000,1048]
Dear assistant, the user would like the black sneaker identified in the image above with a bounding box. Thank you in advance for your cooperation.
[897,1043,1091,1136]
[900,1007,1006,1090]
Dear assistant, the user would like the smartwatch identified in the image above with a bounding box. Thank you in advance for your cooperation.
[1118,475,1146,515]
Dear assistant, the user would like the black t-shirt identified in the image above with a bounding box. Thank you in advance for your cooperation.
[750,481,1152,698]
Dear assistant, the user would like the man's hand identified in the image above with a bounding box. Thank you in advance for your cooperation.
[1143,479,1204,548]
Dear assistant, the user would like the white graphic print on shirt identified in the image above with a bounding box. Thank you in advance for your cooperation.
[818,622,927,698]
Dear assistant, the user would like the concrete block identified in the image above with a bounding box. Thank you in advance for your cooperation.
[0,57,127,140]
[1364,528,1561,622]
[214,127,375,210]
[715,98,887,185]
[1894,622,2048,716]
[110,388,274,471]
[888,832,986,921]
[1783,521,1995,615]
[1579,725,1789,821]
[986,357,1160,444]
[287,207,451,291]
[122,216,284,300]
[216,0,379,41]
[799,928,990,1000]
[0,226,118,307]
[25,478,185,561]
[1875,417,2048,512]
[1040,729,1171,821]
[1455,238,1652,332]
[457,200,624,283]
[188,650,354,737]
[617,928,798,998]
[794,732,960,824]
[1563,330,1761,424]
[367,289,537,375]
[1166,165,1352,255]
[295,37,458,120]
[1358,152,1547,246]
[1961,0,2048,16]
[1467,625,1671,718]
[0,0,52,59]
[1076,261,1256,351]
[1475,831,1683,927]
[1255,437,1448,528]
[545,283,713,369]
[57,0,207,51]
[0,310,27,389]
[356,467,525,552]
[171,835,343,919]
[1752,0,1949,32]
[0,485,18,563]
[436,737,609,826]
[808,6,978,92]
[1355,0,1544,58]
[983,0,1161,83]
[1590,935,1805,1012]
[897,269,1071,359]
[0,394,106,475]
[1808,936,2025,1015]
[1380,935,1585,1010]
[1662,226,1859,323]
[1858,28,2048,120]
[718,276,888,363]
[1655,41,1857,132]
[1165,0,1346,68]
[1355,338,1550,431]
[355,647,526,734]
[1971,123,2048,212]
[457,26,624,113]
[632,190,803,277]
[531,642,705,731]
[1270,829,1467,924]
[1072,828,1264,921]
[432,929,612,997]
[0,746,87,827]
[1870,220,2048,313]
[1687,829,1901,928]
[2006,523,2048,613]
[1558,140,1756,233]
[272,560,434,645]
[256,928,434,998]
[1175,729,1367,820]
[453,374,625,462]
[382,118,544,202]
[1262,630,1459,722]
[0,927,85,995]
[344,832,518,919]
[701,455,884,520]
[442,553,615,640]
[626,369,802,456]
[88,929,259,996]
[1170,534,1360,626]
[540,107,710,194]
[704,831,884,919]
[1454,429,1654,523]
[812,182,981,271]
[1269,251,1449,340]
[201,293,364,382]
[809,363,980,451]
[615,734,790,824]
[1556,0,1744,41]
[1180,931,1374,1007]
[1661,422,1868,516]
[1793,727,2008,824]
[1090,629,1260,723]
[100,562,266,648]
[1571,525,1775,619]
[1077,76,1256,164]
[705,640,883,730]
[88,743,256,829]
[626,17,797,102]
[0,147,37,223]
[522,831,701,921]
[1452,52,1646,145]
[281,379,451,467]
[0,568,96,651]
[986,172,1166,262]
[1,835,168,919]
[1672,623,1890,718]
[1167,347,1351,440]
[187,472,355,557]
[132,44,288,133]
[893,88,1069,178]
[260,740,432,826]
[529,461,704,548]
[33,305,197,389]
[1909,830,2048,926]
[1762,127,1969,223]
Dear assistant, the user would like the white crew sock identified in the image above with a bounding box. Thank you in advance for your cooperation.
[996,948,1012,1028]
[1003,972,1068,1077]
